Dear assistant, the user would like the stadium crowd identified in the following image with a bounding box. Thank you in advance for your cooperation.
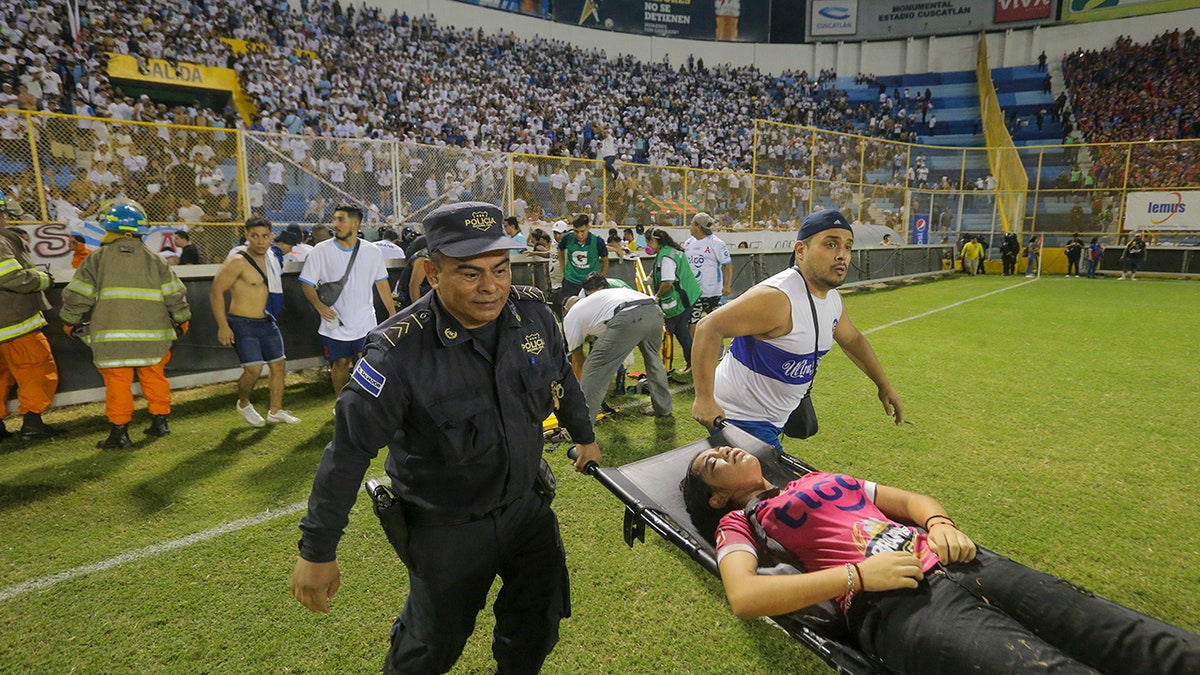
[1063,29,1200,189]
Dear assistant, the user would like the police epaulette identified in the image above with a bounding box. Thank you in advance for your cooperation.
[380,309,432,347]
[509,285,548,304]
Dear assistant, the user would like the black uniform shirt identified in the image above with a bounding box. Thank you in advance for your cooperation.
[298,285,595,562]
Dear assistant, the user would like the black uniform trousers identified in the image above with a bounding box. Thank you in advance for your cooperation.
[384,491,568,675]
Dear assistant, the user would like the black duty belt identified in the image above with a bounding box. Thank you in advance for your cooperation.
[404,496,520,528]
[611,298,656,318]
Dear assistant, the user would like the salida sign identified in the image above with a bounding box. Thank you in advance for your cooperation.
[994,0,1051,22]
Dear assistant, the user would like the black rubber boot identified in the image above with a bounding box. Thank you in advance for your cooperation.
[97,423,132,449]
[19,412,64,440]
[144,414,171,437]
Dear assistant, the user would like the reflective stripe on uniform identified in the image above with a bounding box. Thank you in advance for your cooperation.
[161,280,185,296]
[98,287,168,301]
[94,357,165,368]
[0,313,47,342]
[89,329,176,342]
[0,257,21,277]
[64,278,96,298]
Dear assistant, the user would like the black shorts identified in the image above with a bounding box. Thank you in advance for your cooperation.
[688,296,722,324]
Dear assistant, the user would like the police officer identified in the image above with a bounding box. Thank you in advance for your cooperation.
[291,201,602,675]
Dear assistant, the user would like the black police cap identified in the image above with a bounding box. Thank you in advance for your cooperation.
[422,202,520,258]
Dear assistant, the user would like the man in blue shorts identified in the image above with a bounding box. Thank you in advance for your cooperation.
[210,216,301,426]
[300,206,396,393]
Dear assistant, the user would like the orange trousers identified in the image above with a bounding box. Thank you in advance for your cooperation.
[0,330,59,416]
[98,352,172,424]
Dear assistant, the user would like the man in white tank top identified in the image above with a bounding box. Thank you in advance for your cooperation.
[690,209,904,449]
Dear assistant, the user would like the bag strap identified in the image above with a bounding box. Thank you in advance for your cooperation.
[742,489,805,571]
[238,250,269,286]
[336,240,361,286]
[794,267,821,389]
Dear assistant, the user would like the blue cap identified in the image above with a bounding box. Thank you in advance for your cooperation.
[797,209,852,241]
[422,202,521,258]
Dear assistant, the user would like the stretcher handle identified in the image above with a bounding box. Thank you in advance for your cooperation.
[712,416,727,429]
[566,445,600,475]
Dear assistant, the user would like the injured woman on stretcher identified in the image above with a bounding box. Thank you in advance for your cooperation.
[680,445,1200,675]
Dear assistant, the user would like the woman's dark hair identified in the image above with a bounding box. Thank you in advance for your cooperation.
[648,228,682,251]
[679,450,726,546]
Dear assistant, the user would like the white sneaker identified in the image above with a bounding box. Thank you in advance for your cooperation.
[267,410,302,424]
[238,401,266,427]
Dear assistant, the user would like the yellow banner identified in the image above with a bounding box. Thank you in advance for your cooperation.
[106,54,240,90]
[219,37,318,61]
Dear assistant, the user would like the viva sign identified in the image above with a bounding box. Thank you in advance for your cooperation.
[995,0,1051,22]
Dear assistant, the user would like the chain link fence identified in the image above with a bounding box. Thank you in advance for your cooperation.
[6,110,1200,268]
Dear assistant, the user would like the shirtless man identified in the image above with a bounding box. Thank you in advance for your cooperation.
[210,216,301,427]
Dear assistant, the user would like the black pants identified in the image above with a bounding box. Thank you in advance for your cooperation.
[384,493,569,675]
[854,550,1200,674]
[1002,253,1017,276]
[1066,256,1080,276]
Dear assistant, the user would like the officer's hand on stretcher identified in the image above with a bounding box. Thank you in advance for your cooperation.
[925,523,977,564]
[291,558,341,613]
[692,398,726,430]
[572,442,601,474]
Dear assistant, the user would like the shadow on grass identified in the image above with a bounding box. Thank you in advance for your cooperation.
[130,425,273,514]
[241,423,334,503]
[0,432,139,512]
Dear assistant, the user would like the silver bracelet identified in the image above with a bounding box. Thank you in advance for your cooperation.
[844,563,856,613]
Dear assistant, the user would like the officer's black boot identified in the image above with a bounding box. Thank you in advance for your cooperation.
[144,414,171,437]
[97,423,132,449]
[19,412,64,441]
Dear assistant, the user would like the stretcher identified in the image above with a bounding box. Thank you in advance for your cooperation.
[571,423,887,674]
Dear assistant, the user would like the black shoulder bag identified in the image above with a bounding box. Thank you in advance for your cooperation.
[782,268,821,439]
[316,240,360,306]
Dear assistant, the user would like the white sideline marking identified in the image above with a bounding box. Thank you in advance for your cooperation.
[1,278,1035,603]
[861,278,1037,335]
[0,502,307,602]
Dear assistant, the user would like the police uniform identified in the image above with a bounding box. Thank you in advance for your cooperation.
[297,202,597,674]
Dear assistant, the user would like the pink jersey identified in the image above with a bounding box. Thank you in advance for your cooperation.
[715,472,939,607]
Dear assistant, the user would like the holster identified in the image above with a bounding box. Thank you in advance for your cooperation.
[534,456,557,503]
[365,479,412,568]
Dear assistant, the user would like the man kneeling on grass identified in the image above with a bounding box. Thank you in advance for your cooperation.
[210,216,301,426]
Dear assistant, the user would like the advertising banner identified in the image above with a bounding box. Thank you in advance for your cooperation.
[1123,191,1199,232]
[452,0,550,18]
[994,0,1052,22]
[553,0,771,42]
[806,0,1055,40]
[810,0,858,36]
[1064,0,1183,22]
[912,214,930,244]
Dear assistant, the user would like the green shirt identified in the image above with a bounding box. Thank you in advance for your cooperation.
[652,246,702,319]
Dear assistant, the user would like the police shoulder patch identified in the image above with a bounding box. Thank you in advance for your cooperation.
[351,359,387,398]
[509,285,548,304]
[380,309,432,348]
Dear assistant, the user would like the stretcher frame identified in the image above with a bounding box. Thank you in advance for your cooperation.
[576,423,887,674]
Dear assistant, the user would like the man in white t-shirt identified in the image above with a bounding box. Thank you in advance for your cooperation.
[562,273,672,420]
[300,206,397,394]
[683,212,733,338]
[266,160,286,211]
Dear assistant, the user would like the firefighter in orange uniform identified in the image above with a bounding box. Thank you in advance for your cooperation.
[60,201,191,449]
[0,189,63,441]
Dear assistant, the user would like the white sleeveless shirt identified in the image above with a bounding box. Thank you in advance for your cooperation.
[714,268,842,427]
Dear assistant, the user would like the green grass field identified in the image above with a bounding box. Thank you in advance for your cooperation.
[2,274,1198,674]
